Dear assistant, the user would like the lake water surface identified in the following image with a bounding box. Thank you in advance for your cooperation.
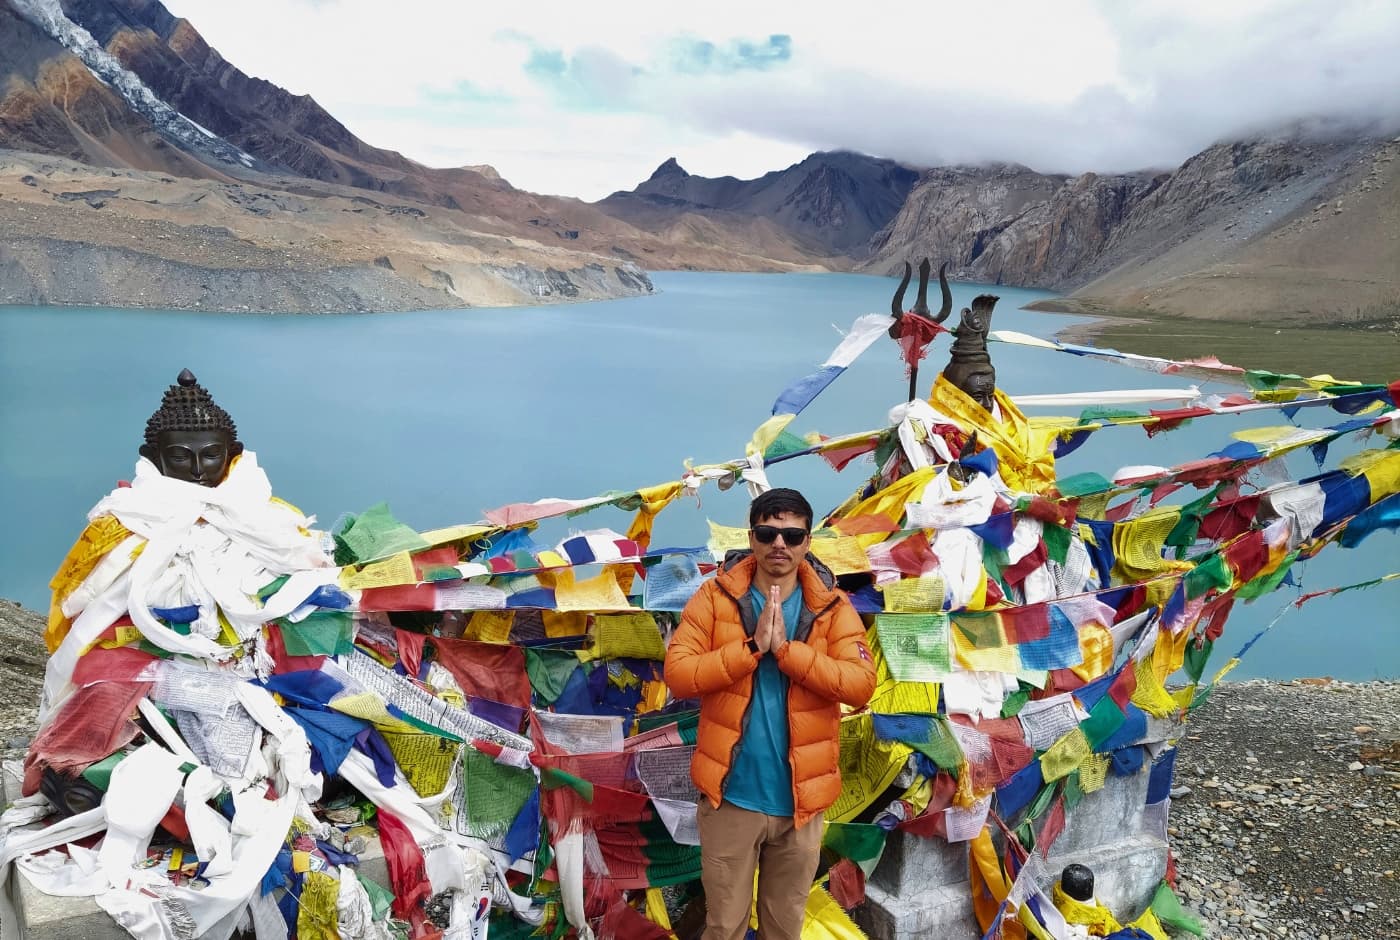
[1,272,1394,679]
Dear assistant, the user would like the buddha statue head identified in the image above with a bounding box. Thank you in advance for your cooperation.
[138,369,243,486]
[941,293,1000,411]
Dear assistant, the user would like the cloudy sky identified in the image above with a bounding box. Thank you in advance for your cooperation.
[163,0,1400,201]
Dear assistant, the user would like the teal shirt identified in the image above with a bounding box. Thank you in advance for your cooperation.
[723,585,803,816]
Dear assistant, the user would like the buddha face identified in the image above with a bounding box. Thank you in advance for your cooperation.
[962,369,997,411]
[151,429,237,486]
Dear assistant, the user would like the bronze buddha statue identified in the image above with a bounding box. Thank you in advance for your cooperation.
[138,368,244,486]
[42,369,244,816]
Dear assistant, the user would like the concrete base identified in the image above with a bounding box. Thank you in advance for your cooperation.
[858,760,1172,938]
[1043,836,1167,921]
[2,765,388,939]
[856,881,979,938]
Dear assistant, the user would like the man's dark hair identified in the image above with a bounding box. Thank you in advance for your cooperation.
[749,487,814,530]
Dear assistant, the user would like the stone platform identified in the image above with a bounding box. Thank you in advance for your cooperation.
[855,717,1180,938]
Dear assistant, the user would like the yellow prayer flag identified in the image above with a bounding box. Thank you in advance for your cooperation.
[536,550,569,569]
[1040,727,1090,781]
[1079,752,1110,793]
[1134,653,1182,717]
[330,691,417,733]
[418,523,494,547]
[554,570,632,612]
[593,612,667,660]
[801,885,866,940]
[880,576,945,613]
[746,413,796,457]
[1071,623,1114,682]
[1112,508,1189,582]
[809,536,872,575]
[1343,449,1400,500]
[465,609,514,643]
[644,887,676,936]
[618,481,684,594]
[541,610,590,637]
[707,520,751,555]
[380,731,459,797]
[341,550,417,590]
[296,870,341,940]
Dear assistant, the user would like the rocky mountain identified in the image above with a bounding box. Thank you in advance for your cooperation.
[597,151,919,260]
[2,0,1394,320]
[0,0,829,310]
[867,134,1400,324]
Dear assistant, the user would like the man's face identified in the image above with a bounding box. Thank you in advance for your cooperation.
[154,429,234,486]
[748,510,810,581]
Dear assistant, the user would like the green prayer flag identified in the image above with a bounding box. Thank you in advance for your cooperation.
[356,872,394,922]
[1184,552,1232,600]
[462,747,535,840]
[334,502,429,564]
[951,611,1003,649]
[822,822,887,876]
[1001,686,1031,719]
[875,614,951,681]
[1167,486,1220,549]
[525,649,581,705]
[1023,779,1057,823]
[1062,770,1085,811]
[900,716,962,772]
[1081,696,1126,750]
[1055,472,1112,499]
[1151,881,1206,936]
[1077,406,1140,424]
[1041,522,1071,565]
[1236,551,1298,600]
[764,429,810,460]
[1183,638,1214,683]
[279,612,354,657]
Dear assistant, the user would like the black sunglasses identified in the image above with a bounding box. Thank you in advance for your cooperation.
[751,525,809,547]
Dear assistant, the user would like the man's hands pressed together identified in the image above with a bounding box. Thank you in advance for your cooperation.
[753,584,789,656]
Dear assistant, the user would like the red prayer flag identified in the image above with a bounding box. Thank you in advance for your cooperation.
[827,858,866,909]
[598,899,673,940]
[1001,543,1049,588]
[431,637,531,710]
[1108,665,1137,709]
[396,629,428,680]
[359,583,439,611]
[1038,797,1067,854]
[1199,496,1261,541]
[999,603,1051,643]
[266,626,327,674]
[1223,530,1269,584]
[888,533,940,577]
[376,809,433,937]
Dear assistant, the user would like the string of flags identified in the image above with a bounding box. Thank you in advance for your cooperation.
[4,308,1398,940]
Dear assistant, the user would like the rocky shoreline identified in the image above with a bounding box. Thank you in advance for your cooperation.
[0,599,1394,937]
[1035,304,1400,386]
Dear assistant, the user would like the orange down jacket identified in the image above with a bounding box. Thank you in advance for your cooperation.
[663,552,877,829]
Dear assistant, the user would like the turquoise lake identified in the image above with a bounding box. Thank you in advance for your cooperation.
[1,271,1394,679]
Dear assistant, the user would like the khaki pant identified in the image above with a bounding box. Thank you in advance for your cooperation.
[696,800,823,940]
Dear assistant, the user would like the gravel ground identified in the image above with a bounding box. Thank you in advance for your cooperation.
[0,600,1394,938]
[1167,679,1400,939]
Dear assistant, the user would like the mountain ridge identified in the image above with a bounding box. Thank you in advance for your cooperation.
[1,0,1395,321]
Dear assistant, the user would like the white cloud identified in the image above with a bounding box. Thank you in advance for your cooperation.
[162,0,1400,199]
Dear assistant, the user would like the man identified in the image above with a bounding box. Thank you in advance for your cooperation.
[665,487,876,939]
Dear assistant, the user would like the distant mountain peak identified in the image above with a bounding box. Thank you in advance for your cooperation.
[648,157,686,180]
